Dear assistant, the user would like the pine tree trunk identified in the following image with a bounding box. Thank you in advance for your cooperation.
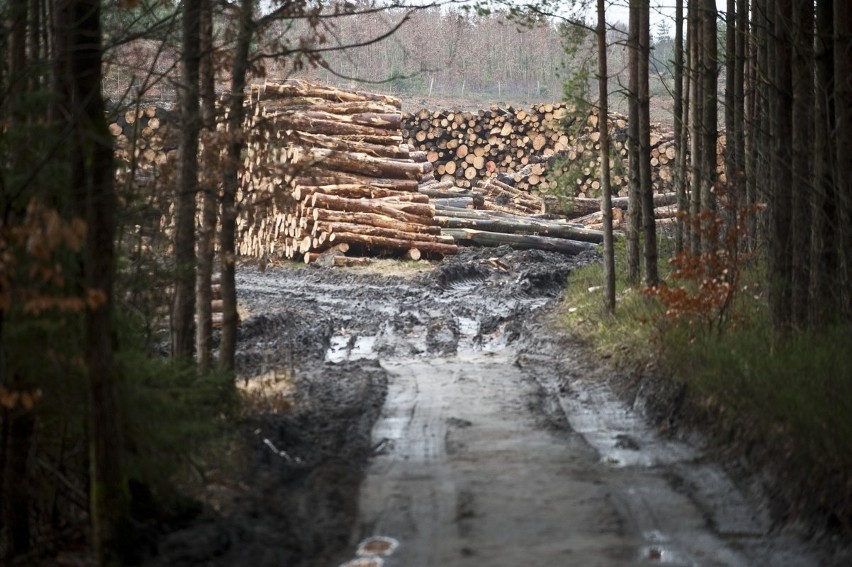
[219,0,254,372]
[639,0,658,286]
[2,0,34,558]
[769,0,794,330]
[834,0,852,320]
[752,0,772,247]
[172,0,201,359]
[627,0,642,286]
[597,0,615,312]
[735,0,748,178]
[195,0,217,371]
[673,0,686,253]
[809,0,837,326]
[790,0,813,328]
[725,0,737,188]
[689,2,704,254]
[70,0,129,561]
[2,412,33,559]
[700,0,718,240]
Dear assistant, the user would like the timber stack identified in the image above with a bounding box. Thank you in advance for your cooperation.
[235,79,458,262]
[402,105,678,199]
[108,104,177,169]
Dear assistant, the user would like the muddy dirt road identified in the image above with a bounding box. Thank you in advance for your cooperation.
[156,247,841,566]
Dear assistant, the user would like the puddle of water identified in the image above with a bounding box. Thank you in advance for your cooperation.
[326,336,351,363]
[559,381,697,468]
[351,335,377,359]
[637,544,690,564]
[457,316,479,339]
[325,335,378,363]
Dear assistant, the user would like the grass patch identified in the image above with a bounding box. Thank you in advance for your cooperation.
[560,241,852,531]
[661,319,852,526]
[560,238,672,366]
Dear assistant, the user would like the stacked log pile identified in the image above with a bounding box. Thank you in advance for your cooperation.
[402,105,678,199]
[235,79,458,262]
[108,104,177,168]
[425,176,603,253]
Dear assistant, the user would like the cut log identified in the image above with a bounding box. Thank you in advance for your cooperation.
[435,216,604,243]
[328,231,459,256]
[292,173,420,192]
[309,193,434,222]
[271,113,398,138]
[317,221,456,244]
[292,183,416,201]
[287,147,430,181]
[310,208,440,234]
[285,131,409,159]
[260,79,402,108]
[442,228,597,255]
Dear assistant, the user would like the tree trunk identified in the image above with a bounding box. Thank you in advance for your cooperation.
[689,2,704,254]
[2,0,34,558]
[172,0,202,359]
[196,0,217,371]
[834,0,852,320]
[626,0,641,286]
[639,0,658,286]
[809,0,837,326]
[735,0,748,178]
[725,0,737,189]
[70,0,129,561]
[700,0,718,239]
[769,0,794,330]
[597,0,616,311]
[743,0,757,250]
[752,0,772,247]
[790,0,813,328]
[673,0,686,253]
[2,410,34,560]
[219,0,254,372]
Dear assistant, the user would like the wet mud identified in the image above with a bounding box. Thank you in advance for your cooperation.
[152,247,848,566]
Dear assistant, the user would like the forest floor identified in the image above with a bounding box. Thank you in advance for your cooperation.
[150,248,848,567]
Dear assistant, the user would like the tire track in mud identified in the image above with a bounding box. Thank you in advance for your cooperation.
[157,247,834,566]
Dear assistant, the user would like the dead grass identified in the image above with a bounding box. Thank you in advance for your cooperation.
[341,258,436,278]
[238,369,297,415]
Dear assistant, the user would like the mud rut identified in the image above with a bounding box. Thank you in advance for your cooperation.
[155,247,830,566]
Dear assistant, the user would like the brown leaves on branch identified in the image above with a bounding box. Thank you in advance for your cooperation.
[646,184,765,341]
[0,198,104,315]
[0,387,43,411]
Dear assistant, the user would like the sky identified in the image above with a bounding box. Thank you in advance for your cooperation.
[599,0,731,35]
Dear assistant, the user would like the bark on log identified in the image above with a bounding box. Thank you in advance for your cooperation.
[435,216,604,243]
[310,208,440,234]
[328,231,458,256]
[287,147,430,181]
[442,228,597,254]
[260,80,402,108]
[317,221,456,243]
[309,193,434,223]
[292,173,420,192]
[285,130,410,159]
[292,183,416,201]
